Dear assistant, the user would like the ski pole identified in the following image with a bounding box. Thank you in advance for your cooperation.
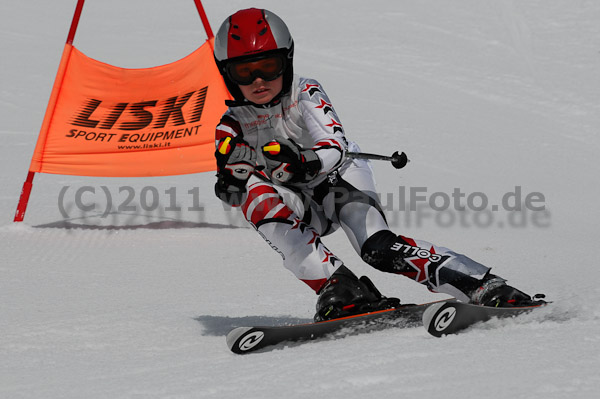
[346,150,409,169]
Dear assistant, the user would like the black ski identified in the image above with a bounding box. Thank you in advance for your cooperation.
[422,300,547,337]
[226,299,451,354]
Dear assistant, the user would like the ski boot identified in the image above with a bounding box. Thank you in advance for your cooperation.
[470,273,546,308]
[314,265,400,322]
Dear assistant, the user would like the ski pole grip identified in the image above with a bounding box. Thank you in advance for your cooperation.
[218,137,233,155]
[262,141,282,155]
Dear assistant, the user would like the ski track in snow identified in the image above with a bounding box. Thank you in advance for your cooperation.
[1,1,600,398]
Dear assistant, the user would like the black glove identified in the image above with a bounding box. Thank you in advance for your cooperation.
[262,138,321,184]
[214,136,256,205]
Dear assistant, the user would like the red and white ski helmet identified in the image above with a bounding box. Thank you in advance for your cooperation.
[214,8,294,104]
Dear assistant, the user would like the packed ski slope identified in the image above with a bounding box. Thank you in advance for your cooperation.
[1,1,599,398]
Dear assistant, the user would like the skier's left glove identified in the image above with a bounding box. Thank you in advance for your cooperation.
[262,138,321,184]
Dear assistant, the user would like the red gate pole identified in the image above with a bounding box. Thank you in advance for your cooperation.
[13,172,35,222]
[66,0,86,44]
[193,0,214,39]
[13,0,86,222]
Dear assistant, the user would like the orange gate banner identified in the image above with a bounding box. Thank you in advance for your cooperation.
[29,38,230,177]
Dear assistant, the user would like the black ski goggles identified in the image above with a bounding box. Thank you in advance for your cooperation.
[226,54,286,86]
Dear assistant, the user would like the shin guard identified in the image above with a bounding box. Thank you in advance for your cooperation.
[361,230,490,302]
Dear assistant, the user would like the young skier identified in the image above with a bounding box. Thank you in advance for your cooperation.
[212,8,543,321]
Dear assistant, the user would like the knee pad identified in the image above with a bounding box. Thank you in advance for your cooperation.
[360,230,409,273]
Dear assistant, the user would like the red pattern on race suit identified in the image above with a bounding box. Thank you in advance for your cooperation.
[241,181,340,292]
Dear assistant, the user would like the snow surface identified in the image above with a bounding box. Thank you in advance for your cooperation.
[1,0,599,398]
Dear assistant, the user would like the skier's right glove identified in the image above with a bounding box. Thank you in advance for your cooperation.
[214,136,256,206]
